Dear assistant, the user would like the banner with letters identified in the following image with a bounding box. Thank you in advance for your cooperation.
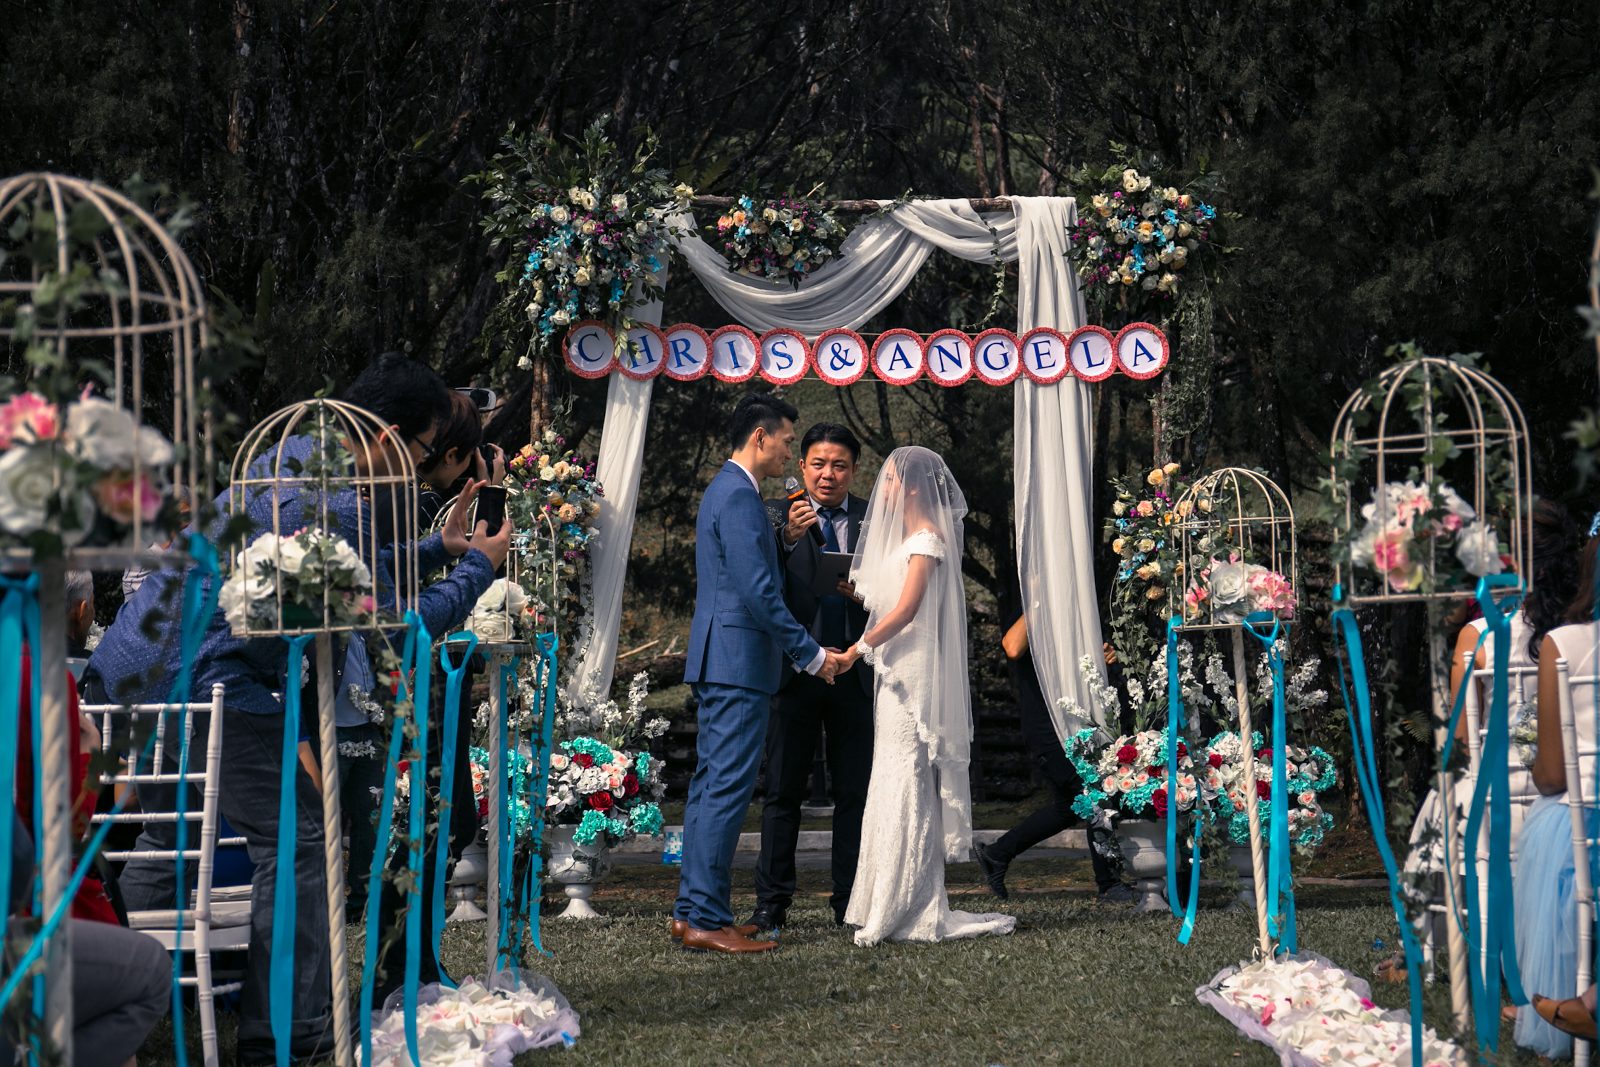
[563,321,1168,386]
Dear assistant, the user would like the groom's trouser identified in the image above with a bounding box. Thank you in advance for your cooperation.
[755,671,873,916]
[674,682,769,931]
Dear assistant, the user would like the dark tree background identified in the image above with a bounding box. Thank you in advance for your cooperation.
[4,0,1599,780]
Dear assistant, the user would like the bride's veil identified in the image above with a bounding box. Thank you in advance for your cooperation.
[850,445,975,861]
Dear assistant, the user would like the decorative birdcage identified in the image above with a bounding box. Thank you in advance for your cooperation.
[1169,467,1298,632]
[224,399,420,638]
[0,172,209,565]
[1329,352,1530,607]
[427,484,539,645]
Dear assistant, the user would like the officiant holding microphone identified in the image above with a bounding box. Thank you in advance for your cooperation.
[750,424,873,930]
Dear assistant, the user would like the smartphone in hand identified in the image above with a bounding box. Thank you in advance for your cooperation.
[475,485,508,536]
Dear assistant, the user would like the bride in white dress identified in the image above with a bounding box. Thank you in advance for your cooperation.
[834,446,1016,947]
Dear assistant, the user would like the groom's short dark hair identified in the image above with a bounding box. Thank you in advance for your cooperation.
[800,423,861,462]
[729,392,798,447]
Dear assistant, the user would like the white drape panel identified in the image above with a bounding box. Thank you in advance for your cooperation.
[567,199,1103,745]
[561,280,662,706]
[1011,198,1106,736]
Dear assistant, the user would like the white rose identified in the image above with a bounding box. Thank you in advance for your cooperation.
[1207,560,1251,619]
[474,578,510,614]
[65,396,174,471]
[517,355,533,370]
[672,183,694,202]
[567,186,585,205]
[551,309,571,326]
[1456,521,1504,577]
[573,267,592,286]
[611,194,628,212]
[539,465,557,482]
[1121,168,1141,192]
[579,191,597,211]
[0,445,55,534]
[273,533,310,577]
[549,206,570,224]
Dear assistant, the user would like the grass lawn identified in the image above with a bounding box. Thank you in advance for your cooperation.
[142,855,1544,1066]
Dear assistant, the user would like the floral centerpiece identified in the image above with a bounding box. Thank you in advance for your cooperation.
[1182,553,1297,624]
[1347,478,1504,594]
[545,672,669,848]
[708,195,845,288]
[1065,728,1201,824]
[1068,165,1219,318]
[474,122,693,371]
[468,745,537,836]
[0,389,179,552]
[218,527,375,633]
[1202,731,1336,853]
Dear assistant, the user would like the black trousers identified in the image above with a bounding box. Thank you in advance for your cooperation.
[989,654,1120,893]
[754,670,873,915]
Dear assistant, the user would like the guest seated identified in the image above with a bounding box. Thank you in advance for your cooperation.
[1513,519,1600,1060]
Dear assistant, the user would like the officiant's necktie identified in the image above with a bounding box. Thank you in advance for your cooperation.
[817,506,849,649]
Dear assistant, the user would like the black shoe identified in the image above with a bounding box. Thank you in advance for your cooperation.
[745,905,788,931]
[974,843,1009,901]
[831,903,848,927]
[1097,882,1136,906]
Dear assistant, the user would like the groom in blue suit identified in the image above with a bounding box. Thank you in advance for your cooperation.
[671,393,847,953]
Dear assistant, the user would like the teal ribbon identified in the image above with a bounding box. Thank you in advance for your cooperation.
[1458,574,1527,1050]
[1163,618,1202,944]
[430,633,478,988]
[270,632,314,1067]
[359,612,430,1067]
[1242,611,1297,954]
[524,633,559,958]
[1331,596,1424,1067]
[402,625,432,1067]
[493,655,518,975]
[0,573,39,955]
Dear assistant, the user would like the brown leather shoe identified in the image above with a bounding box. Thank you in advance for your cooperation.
[669,918,759,940]
[679,924,779,954]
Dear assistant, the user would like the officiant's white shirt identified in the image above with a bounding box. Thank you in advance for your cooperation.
[731,458,827,676]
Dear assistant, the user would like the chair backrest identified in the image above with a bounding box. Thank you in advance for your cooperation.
[85,684,238,870]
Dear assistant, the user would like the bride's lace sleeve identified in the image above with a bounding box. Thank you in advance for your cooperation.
[905,528,946,561]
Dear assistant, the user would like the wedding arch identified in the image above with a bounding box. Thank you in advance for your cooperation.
[563,195,1134,745]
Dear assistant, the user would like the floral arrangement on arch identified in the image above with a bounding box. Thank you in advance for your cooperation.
[473,121,694,371]
[1182,553,1296,625]
[219,527,375,633]
[1202,731,1336,854]
[543,672,670,847]
[0,389,179,553]
[1347,478,1504,594]
[1068,164,1219,318]
[1108,461,1186,606]
[507,427,603,597]
[708,195,845,288]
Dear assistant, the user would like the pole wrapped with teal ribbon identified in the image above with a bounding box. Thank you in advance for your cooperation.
[0,572,39,976]
[358,612,431,1067]
[270,632,315,1067]
[1332,596,1425,1067]
[515,632,559,962]
[429,633,479,988]
[1164,618,1203,944]
[1242,611,1297,954]
[493,655,518,975]
[1457,574,1527,1050]
[401,630,432,1067]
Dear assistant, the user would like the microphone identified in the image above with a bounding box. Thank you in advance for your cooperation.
[784,477,827,547]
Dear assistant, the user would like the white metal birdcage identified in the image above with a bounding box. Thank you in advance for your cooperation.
[1330,355,1531,607]
[0,172,209,566]
[226,399,420,638]
[1169,467,1298,632]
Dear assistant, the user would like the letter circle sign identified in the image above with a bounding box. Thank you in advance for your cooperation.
[972,328,1021,386]
[1019,327,1071,385]
[924,329,974,387]
[619,324,667,380]
[563,321,615,379]
[661,324,710,381]
[709,325,760,383]
[1066,326,1117,383]
[871,329,924,385]
[759,329,810,385]
[812,328,868,386]
[1115,321,1170,380]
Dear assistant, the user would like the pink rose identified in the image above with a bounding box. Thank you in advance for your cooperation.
[92,470,163,524]
[1371,529,1410,574]
[1136,500,1155,517]
[0,392,60,449]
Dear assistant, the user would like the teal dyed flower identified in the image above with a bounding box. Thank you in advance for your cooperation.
[630,801,664,837]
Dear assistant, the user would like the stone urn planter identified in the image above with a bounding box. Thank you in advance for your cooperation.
[547,825,612,920]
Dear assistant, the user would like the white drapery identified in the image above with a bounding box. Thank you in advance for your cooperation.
[562,198,1104,741]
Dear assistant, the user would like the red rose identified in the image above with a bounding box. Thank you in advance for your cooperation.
[1257,780,1271,800]
[1208,753,1225,769]
[477,797,489,818]
[1257,748,1272,762]
[396,760,409,775]
[588,791,614,811]
[1116,745,1138,764]
[1177,742,1189,759]
[574,753,595,769]
[623,772,640,797]
[1151,788,1169,817]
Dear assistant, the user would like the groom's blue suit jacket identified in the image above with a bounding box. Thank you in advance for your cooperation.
[685,460,822,694]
